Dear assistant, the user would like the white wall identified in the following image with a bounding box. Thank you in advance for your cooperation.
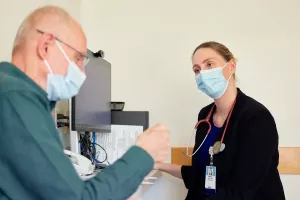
[81,0,300,147]
[0,0,299,199]
[0,0,81,62]
[80,0,300,199]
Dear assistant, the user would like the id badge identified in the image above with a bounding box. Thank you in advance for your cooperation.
[205,166,216,191]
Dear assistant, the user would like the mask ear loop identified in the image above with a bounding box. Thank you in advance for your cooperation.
[44,60,53,73]
[43,40,71,74]
[222,62,234,82]
[227,73,233,82]
[222,62,229,69]
[55,40,71,63]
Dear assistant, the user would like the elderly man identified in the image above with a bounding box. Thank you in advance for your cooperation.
[0,6,170,200]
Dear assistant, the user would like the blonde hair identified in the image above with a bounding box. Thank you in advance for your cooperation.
[193,41,237,78]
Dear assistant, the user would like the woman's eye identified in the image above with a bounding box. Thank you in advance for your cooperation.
[207,62,213,67]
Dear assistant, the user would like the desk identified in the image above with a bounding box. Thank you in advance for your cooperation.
[130,170,162,199]
[80,170,162,199]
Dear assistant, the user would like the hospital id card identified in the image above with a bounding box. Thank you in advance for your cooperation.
[205,166,216,190]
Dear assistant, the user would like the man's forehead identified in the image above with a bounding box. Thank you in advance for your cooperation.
[68,21,87,54]
[57,23,87,55]
[66,36,87,55]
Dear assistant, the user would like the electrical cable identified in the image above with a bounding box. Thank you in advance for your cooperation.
[91,132,110,165]
[79,132,93,161]
[78,132,110,167]
[92,143,108,163]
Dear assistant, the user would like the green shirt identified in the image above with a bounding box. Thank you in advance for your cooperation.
[0,62,154,200]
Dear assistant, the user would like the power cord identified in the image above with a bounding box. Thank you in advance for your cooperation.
[91,132,110,166]
[92,142,108,163]
[79,132,93,161]
[79,132,110,169]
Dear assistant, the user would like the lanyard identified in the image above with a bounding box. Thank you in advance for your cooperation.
[183,99,236,157]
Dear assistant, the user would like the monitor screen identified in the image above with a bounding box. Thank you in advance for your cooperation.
[71,50,111,132]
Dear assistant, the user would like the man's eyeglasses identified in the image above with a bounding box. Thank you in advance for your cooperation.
[36,29,89,69]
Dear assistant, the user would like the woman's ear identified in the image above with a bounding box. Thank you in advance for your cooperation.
[229,59,236,74]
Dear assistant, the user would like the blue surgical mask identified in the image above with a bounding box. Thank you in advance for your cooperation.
[195,63,232,99]
[44,40,86,101]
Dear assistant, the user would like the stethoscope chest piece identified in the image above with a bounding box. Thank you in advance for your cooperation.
[213,141,221,154]
[213,141,226,155]
[220,143,225,152]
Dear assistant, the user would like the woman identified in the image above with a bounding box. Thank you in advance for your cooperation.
[155,41,285,200]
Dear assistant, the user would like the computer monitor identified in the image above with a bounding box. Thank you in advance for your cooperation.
[71,50,111,133]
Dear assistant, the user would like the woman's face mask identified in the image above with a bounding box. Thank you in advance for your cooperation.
[195,63,233,99]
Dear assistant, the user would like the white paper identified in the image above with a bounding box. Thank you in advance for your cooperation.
[95,125,143,164]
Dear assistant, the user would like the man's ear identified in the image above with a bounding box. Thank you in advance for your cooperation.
[36,33,55,60]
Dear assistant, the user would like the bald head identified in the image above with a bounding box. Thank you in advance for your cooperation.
[13,6,70,54]
[13,6,85,55]
[12,5,87,91]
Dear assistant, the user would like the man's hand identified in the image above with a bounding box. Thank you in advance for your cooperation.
[135,123,170,163]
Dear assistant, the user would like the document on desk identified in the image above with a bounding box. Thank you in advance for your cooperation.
[96,125,143,164]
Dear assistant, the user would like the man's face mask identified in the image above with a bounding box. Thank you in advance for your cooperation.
[43,40,86,101]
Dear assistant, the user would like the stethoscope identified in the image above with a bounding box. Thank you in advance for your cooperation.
[182,100,237,157]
